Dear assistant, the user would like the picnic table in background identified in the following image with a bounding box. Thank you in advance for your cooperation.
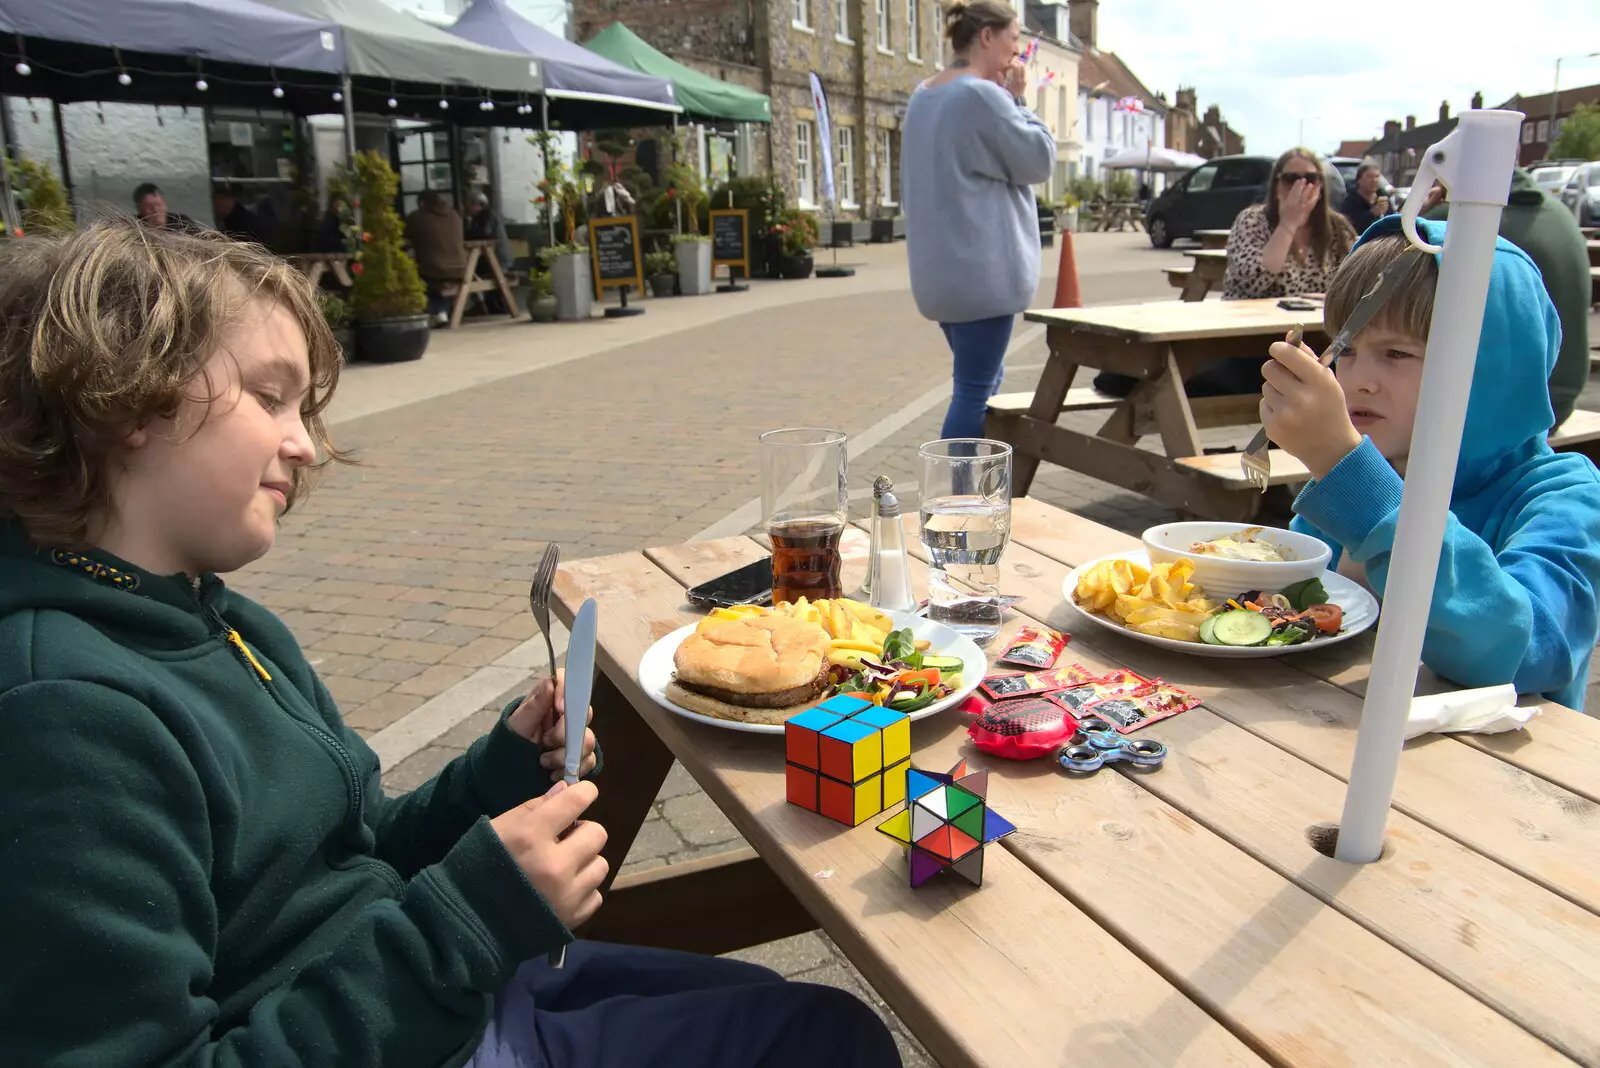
[445,239,520,329]
[990,298,1328,521]
[1093,200,1144,233]
[288,252,354,289]
[1194,229,1231,250]
[556,498,1600,1067]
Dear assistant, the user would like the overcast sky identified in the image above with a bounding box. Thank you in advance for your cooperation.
[1092,0,1600,157]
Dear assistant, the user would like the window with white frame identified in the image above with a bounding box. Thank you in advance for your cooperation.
[1536,119,1549,143]
[796,120,816,205]
[836,126,856,205]
[876,0,890,50]
[878,127,896,205]
[834,0,851,40]
[906,0,919,57]
[1057,87,1068,138]
[1522,122,1534,145]
[1085,96,1094,140]
[793,0,811,29]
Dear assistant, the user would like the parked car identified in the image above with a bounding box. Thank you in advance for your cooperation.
[1328,156,1365,188]
[1144,155,1274,248]
[1532,162,1583,199]
[1558,162,1600,226]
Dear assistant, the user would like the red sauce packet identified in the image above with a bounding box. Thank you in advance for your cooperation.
[966,696,1080,760]
[996,625,1070,670]
[1047,670,1153,715]
[978,663,1104,704]
[1084,683,1200,734]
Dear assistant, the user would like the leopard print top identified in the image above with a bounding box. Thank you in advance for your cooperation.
[1221,204,1359,301]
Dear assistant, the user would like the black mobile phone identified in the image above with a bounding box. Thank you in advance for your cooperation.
[1277,298,1318,311]
[685,558,774,609]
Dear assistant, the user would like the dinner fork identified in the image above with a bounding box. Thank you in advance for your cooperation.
[1237,325,1304,494]
[528,542,561,680]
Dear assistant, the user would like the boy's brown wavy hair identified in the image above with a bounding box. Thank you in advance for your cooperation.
[0,220,347,548]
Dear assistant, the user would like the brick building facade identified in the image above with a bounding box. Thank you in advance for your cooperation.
[576,0,944,219]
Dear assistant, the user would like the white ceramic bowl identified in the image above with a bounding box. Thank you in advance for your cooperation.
[1141,521,1331,600]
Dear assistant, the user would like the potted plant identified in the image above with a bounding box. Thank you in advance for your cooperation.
[773,209,818,279]
[321,293,354,360]
[645,251,678,298]
[344,151,429,363]
[665,164,713,296]
[537,159,593,321]
[527,270,558,322]
[5,156,73,234]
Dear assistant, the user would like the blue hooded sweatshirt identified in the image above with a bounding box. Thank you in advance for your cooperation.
[1291,216,1600,709]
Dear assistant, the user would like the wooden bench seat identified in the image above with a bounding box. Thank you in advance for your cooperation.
[1165,265,1194,288]
[988,388,1263,439]
[988,388,1123,415]
[1176,408,1600,488]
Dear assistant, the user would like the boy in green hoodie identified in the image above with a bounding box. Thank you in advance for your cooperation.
[0,223,899,1067]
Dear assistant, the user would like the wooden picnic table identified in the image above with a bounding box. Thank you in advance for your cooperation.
[1587,239,1599,269]
[288,251,354,289]
[1194,228,1231,250]
[1094,200,1144,233]
[556,498,1600,1067]
[991,298,1329,520]
[1180,248,1228,301]
[445,239,520,329]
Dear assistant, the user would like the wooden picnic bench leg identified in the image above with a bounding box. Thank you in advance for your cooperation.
[1179,271,1209,302]
[581,670,675,896]
[485,254,518,320]
[1009,337,1077,496]
[1149,348,1205,459]
[306,262,327,290]
[448,248,481,330]
[333,260,354,288]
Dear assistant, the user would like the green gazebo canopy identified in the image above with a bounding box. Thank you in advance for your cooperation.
[583,23,770,125]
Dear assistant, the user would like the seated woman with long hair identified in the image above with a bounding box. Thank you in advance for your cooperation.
[1223,147,1359,300]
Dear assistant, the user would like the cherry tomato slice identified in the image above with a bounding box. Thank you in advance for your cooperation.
[1302,604,1343,634]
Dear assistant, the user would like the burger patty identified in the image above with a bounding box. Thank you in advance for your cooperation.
[675,667,827,709]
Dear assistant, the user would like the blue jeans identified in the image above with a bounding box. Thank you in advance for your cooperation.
[939,316,1015,439]
[466,942,901,1068]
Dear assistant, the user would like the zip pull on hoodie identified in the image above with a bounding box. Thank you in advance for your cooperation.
[1292,216,1600,708]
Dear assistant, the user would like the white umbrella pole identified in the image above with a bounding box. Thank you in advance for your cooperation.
[1334,108,1524,864]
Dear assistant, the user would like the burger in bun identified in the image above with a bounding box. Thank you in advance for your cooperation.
[668,615,831,725]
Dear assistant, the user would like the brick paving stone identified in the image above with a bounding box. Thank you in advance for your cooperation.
[343,691,426,733]
[660,792,742,848]
[393,663,476,698]
[381,743,464,793]
[434,704,507,749]
[357,658,431,684]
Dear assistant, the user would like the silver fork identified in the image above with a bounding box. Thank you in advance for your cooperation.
[1238,325,1304,494]
[528,542,561,679]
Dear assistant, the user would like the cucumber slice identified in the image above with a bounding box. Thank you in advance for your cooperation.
[922,655,965,676]
[1210,610,1274,646]
[1198,614,1222,645]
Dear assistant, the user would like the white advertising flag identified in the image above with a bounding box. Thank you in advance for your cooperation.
[809,71,836,207]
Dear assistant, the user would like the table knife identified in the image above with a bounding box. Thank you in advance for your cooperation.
[1315,247,1427,368]
[547,597,597,970]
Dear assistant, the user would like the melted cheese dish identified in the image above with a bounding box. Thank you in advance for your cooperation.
[1189,527,1290,562]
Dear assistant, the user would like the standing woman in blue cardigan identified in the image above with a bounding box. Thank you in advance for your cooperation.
[902,0,1057,438]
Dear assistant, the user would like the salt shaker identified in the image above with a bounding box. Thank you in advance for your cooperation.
[866,476,917,614]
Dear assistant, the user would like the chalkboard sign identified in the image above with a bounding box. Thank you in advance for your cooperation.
[711,209,749,275]
[588,215,643,294]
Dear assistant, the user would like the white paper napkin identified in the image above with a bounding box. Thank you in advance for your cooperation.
[1405,683,1539,740]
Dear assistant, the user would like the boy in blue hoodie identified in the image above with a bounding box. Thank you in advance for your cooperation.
[1260,216,1600,709]
[0,222,899,1067]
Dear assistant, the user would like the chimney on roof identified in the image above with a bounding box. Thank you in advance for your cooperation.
[1068,0,1098,49]
[1175,86,1197,113]
[1405,115,1416,131]
[1471,91,1483,110]
[1439,100,1450,122]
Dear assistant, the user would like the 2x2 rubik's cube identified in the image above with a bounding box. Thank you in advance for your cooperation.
[785,695,912,826]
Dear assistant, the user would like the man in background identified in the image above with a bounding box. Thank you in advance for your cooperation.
[211,184,270,246]
[132,183,198,232]
[406,190,469,327]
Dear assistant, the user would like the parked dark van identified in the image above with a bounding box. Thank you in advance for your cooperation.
[1143,155,1274,247]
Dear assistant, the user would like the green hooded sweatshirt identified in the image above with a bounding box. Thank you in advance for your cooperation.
[0,521,570,1066]
[1427,167,1592,426]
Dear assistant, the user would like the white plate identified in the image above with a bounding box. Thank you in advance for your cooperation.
[638,612,986,735]
[1059,550,1379,659]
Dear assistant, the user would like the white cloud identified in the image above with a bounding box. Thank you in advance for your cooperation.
[1091,0,1600,157]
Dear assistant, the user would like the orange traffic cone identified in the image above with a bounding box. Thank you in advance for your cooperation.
[1052,230,1082,309]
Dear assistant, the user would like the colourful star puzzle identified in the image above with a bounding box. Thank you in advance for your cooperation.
[785,695,912,826]
[876,759,1016,888]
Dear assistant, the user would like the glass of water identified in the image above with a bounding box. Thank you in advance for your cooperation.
[918,439,1013,643]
